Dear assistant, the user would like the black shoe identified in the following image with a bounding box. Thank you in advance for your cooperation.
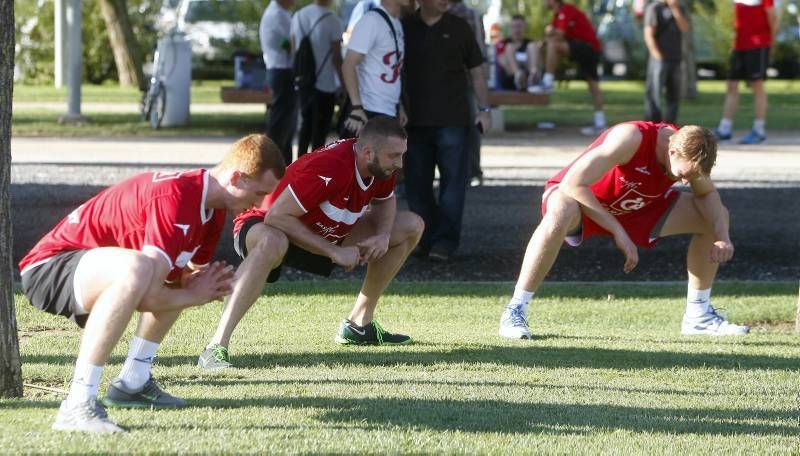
[334,319,412,345]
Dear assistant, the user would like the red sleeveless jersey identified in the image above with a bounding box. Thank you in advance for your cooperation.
[547,121,677,216]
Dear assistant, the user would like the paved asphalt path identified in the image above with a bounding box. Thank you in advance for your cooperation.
[10,132,800,282]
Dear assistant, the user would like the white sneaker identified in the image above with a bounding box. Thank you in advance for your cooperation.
[681,306,750,336]
[52,398,125,433]
[499,306,532,339]
[527,83,554,95]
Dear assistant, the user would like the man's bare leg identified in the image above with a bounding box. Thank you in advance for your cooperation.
[346,211,423,326]
[500,190,581,339]
[658,193,747,335]
[749,79,767,139]
[210,225,288,348]
[199,224,288,369]
[717,80,740,138]
[586,79,606,131]
[531,38,568,93]
[53,248,157,432]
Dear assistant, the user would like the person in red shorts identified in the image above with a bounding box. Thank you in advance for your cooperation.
[497,121,749,339]
[18,134,285,433]
[714,0,777,144]
[198,116,424,370]
[528,0,606,136]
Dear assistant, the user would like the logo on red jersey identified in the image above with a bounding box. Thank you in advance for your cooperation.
[174,223,190,235]
[606,188,659,215]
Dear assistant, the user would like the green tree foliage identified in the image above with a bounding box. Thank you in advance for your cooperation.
[14,0,160,84]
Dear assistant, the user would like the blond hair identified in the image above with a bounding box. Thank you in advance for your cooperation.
[669,125,717,175]
[217,134,286,179]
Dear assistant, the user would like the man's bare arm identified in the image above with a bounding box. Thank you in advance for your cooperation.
[265,190,361,269]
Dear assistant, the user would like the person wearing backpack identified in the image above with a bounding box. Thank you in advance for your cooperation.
[341,0,409,137]
[291,0,345,158]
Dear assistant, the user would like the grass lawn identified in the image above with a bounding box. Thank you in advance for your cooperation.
[11,80,800,137]
[3,281,799,453]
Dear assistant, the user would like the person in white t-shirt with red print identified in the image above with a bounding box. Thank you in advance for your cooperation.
[19,135,285,433]
[341,0,409,135]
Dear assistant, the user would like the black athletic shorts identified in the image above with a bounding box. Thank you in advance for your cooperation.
[728,47,769,81]
[20,250,89,328]
[568,40,600,81]
[234,217,335,283]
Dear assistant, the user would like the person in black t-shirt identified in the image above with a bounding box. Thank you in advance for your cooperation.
[643,0,689,123]
[402,0,491,261]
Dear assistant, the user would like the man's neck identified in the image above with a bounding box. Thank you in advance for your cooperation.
[204,169,226,210]
[381,0,401,17]
[655,127,675,171]
[420,8,444,25]
[276,0,292,11]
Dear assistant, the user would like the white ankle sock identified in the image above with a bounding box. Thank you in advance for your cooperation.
[594,111,606,128]
[67,361,103,405]
[117,336,159,390]
[753,119,766,136]
[508,287,534,314]
[718,118,733,135]
[686,287,711,318]
[542,73,554,87]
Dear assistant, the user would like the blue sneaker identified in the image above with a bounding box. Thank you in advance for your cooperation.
[713,128,732,141]
[738,129,766,145]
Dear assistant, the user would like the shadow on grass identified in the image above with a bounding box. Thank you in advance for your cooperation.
[183,396,800,436]
[179,377,715,397]
[86,344,800,371]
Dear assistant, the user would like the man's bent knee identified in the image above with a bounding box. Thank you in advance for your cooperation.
[542,192,581,235]
[393,211,424,244]
[248,226,289,267]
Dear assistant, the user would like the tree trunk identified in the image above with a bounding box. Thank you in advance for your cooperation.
[796,281,799,333]
[0,0,24,398]
[98,0,145,90]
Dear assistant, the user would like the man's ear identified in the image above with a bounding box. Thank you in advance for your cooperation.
[230,170,244,187]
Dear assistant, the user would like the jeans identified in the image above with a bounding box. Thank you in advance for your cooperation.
[297,89,336,157]
[266,68,297,164]
[645,57,682,123]
[465,86,482,180]
[404,126,469,254]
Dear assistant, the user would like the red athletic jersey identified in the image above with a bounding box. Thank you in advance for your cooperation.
[234,138,395,243]
[19,169,226,282]
[547,121,678,216]
[734,0,774,51]
[544,121,681,247]
[552,3,602,52]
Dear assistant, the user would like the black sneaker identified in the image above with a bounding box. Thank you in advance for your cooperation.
[102,376,187,409]
[334,319,412,345]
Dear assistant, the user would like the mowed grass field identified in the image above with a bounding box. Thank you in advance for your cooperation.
[11,80,800,136]
[3,281,799,453]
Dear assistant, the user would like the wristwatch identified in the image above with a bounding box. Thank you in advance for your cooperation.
[478,106,491,113]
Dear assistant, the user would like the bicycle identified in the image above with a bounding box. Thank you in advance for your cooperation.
[141,2,184,129]
[140,45,168,129]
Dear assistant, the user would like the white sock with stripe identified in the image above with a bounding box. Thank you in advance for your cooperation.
[117,336,159,390]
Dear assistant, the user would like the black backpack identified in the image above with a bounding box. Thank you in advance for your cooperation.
[293,12,333,107]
